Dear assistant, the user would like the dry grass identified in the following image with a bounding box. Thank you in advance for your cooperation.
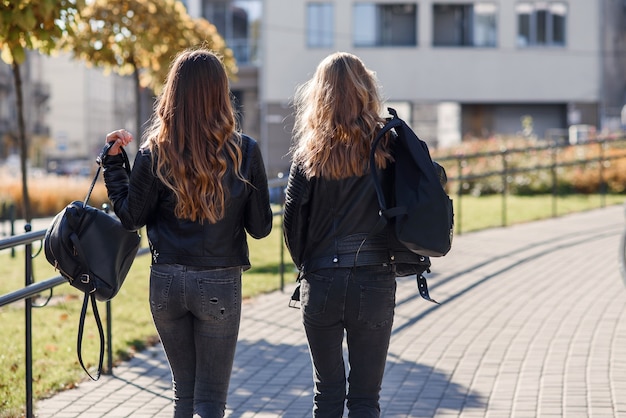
[0,168,110,219]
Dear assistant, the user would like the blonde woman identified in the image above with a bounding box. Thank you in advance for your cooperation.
[283,52,428,417]
[103,48,272,417]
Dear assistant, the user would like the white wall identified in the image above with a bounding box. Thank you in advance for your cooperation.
[43,54,88,159]
[42,53,134,161]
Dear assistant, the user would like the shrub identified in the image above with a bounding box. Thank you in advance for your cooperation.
[433,136,626,196]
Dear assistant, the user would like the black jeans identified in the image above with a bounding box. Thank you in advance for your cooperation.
[300,264,396,418]
[150,264,242,418]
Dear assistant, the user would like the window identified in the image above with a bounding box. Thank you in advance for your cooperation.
[516,2,567,47]
[353,3,417,47]
[307,3,334,48]
[433,3,497,47]
[201,0,262,64]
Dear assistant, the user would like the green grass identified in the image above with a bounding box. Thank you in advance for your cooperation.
[454,193,626,233]
[1,195,625,417]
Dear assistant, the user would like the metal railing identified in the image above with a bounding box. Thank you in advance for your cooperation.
[1,226,67,418]
[620,203,626,286]
[0,226,151,418]
[435,137,626,234]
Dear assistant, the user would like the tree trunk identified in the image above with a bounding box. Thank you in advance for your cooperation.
[133,63,141,153]
[11,61,32,223]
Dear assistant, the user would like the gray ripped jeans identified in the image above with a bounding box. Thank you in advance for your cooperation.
[150,264,242,418]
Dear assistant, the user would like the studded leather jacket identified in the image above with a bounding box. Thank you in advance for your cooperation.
[103,134,272,270]
[283,162,430,277]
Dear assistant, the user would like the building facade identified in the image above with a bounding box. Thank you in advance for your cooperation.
[0,52,134,175]
[261,0,626,177]
[41,53,135,174]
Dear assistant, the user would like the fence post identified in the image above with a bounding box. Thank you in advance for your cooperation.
[24,223,34,418]
[105,302,113,375]
[456,157,464,235]
[501,148,508,227]
[10,203,16,258]
[102,204,114,374]
[551,144,558,217]
[599,141,606,208]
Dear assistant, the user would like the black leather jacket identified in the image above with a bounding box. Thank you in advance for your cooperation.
[103,134,272,270]
[283,162,429,276]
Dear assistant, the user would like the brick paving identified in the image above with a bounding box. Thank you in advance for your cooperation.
[35,204,626,417]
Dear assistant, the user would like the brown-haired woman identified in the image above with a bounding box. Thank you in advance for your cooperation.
[283,52,428,417]
[103,48,272,418]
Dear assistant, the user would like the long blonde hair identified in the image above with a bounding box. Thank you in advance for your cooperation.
[291,52,392,179]
[143,48,243,223]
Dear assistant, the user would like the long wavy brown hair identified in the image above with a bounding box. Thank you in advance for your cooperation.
[143,48,243,223]
[291,52,392,179]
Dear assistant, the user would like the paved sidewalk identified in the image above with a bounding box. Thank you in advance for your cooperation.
[35,205,626,417]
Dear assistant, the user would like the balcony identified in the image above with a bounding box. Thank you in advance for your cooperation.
[32,81,51,105]
[32,122,50,137]
[0,69,11,91]
[228,38,260,66]
[0,117,12,135]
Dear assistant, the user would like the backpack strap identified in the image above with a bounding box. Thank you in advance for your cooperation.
[368,108,440,305]
[83,142,131,206]
[370,108,403,212]
[77,292,105,381]
[368,107,408,237]
[417,274,439,304]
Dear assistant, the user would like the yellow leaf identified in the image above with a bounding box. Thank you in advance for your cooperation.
[0,46,14,64]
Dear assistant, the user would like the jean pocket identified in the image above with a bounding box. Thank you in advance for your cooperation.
[301,272,333,317]
[197,276,241,321]
[150,267,174,313]
[358,280,396,328]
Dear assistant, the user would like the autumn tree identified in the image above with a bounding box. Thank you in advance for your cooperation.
[64,0,237,148]
[0,0,84,222]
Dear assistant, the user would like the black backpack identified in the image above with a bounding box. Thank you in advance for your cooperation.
[370,107,454,258]
[44,143,141,380]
